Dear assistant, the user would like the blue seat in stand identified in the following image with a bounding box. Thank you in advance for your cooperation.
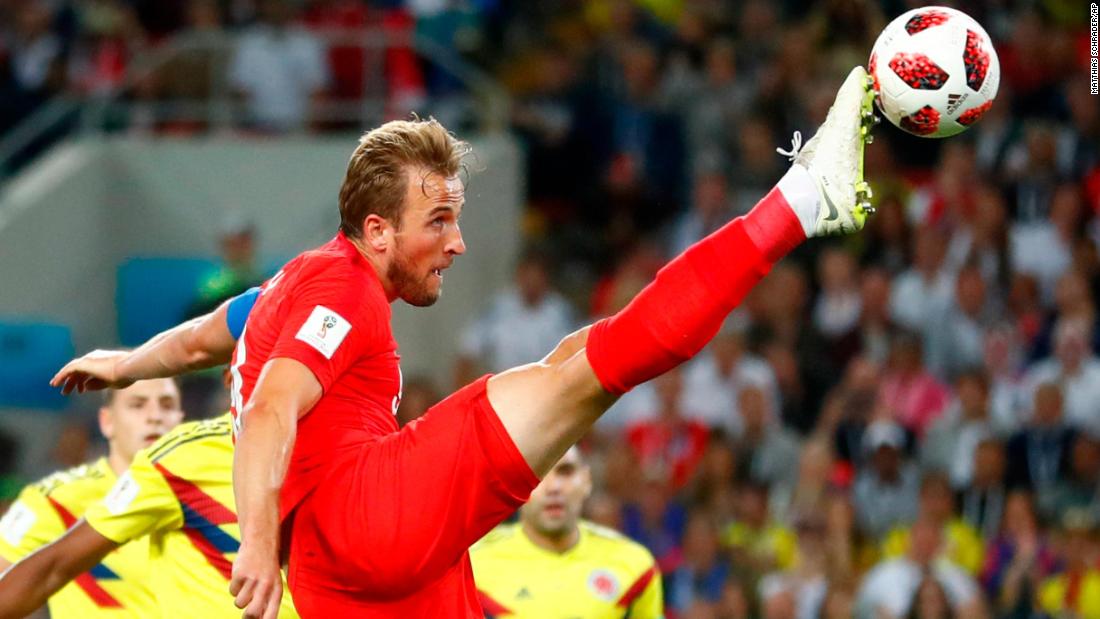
[0,321,74,410]
[116,257,218,347]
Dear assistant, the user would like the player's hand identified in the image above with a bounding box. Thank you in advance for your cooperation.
[50,350,134,395]
[230,544,282,619]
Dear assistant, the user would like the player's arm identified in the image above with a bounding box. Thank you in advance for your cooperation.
[51,288,257,394]
[0,520,119,619]
[231,358,321,619]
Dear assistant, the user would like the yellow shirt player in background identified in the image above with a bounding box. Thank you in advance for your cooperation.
[472,446,663,619]
[0,378,184,618]
[0,413,298,619]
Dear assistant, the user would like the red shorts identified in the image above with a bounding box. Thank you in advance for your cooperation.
[286,376,540,617]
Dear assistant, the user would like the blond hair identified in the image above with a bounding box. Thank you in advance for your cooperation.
[338,118,471,237]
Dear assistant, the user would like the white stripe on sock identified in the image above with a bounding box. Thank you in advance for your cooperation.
[777,164,820,237]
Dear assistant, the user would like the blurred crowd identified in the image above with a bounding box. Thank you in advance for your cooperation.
[464,1,1097,618]
[3,0,1100,618]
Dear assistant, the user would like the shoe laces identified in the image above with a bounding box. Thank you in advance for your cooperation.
[776,131,803,162]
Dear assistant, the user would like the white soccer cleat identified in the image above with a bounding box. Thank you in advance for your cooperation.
[778,66,878,236]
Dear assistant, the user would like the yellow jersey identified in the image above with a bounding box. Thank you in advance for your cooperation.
[471,520,663,619]
[722,520,798,572]
[84,414,298,618]
[0,458,157,618]
[1039,569,1100,619]
[881,519,985,574]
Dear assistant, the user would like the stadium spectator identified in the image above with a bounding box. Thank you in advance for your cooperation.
[1005,382,1075,490]
[1031,269,1100,362]
[145,0,228,132]
[820,583,857,619]
[1039,431,1100,524]
[944,183,1011,293]
[728,115,785,217]
[300,0,370,104]
[724,482,796,585]
[507,43,589,220]
[454,248,574,383]
[921,371,996,489]
[829,356,886,467]
[598,37,685,241]
[757,513,829,619]
[1036,508,1100,619]
[189,211,263,317]
[751,264,833,433]
[731,384,799,489]
[625,368,710,493]
[674,36,753,175]
[880,472,985,576]
[831,267,896,367]
[684,440,738,525]
[982,326,1028,436]
[924,266,995,380]
[1024,319,1100,435]
[679,320,779,437]
[768,438,834,527]
[227,0,328,132]
[669,169,734,257]
[852,420,919,540]
[620,475,687,574]
[665,510,730,616]
[1062,81,1099,180]
[979,490,1057,619]
[1,0,65,132]
[878,333,951,437]
[856,519,983,619]
[813,246,862,341]
[890,227,955,334]
[906,577,959,619]
[956,438,1009,541]
[907,141,978,228]
[860,194,913,276]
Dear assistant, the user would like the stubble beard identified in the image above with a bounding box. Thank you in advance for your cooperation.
[388,239,440,307]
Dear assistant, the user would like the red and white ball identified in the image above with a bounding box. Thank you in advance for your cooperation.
[868,6,1000,138]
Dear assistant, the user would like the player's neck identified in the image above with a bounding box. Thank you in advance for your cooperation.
[106,450,130,476]
[522,520,580,554]
[345,233,399,303]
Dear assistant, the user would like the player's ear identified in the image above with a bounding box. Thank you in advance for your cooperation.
[362,214,391,252]
[98,407,114,441]
[580,464,593,500]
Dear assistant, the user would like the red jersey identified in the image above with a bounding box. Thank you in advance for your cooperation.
[229,232,402,519]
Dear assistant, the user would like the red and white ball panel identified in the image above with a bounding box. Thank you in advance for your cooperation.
[868,6,1000,138]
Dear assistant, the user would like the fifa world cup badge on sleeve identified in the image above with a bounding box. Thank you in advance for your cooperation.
[0,501,36,546]
[296,306,352,359]
[104,472,141,515]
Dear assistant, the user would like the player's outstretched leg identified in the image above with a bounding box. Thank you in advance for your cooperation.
[488,66,877,475]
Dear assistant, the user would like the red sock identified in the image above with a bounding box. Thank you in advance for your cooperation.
[585,185,804,395]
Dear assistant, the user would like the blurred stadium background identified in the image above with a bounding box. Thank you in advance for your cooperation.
[0,0,1096,617]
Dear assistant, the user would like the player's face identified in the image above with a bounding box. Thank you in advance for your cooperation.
[521,447,591,537]
[389,167,466,307]
[99,378,184,463]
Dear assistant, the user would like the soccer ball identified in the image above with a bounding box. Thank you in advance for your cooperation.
[868,6,1000,138]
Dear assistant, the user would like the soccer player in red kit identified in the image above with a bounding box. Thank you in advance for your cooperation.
[52,67,877,618]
